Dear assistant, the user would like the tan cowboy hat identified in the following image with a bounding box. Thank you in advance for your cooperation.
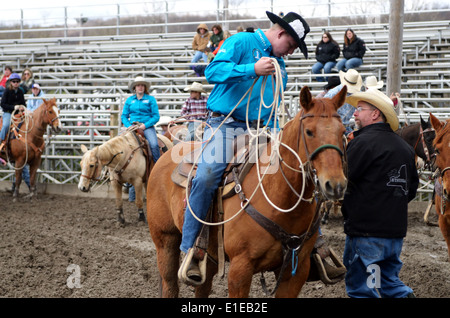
[365,76,383,90]
[156,116,173,126]
[184,82,206,93]
[129,76,150,92]
[339,69,362,94]
[346,89,399,131]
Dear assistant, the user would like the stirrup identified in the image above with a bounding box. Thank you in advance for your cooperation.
[312,247,346,285]
[178,247,207,286]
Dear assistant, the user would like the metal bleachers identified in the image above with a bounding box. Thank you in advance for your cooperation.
[0,8,449,187]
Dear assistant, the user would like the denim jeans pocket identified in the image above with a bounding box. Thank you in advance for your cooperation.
[355,237,384,264]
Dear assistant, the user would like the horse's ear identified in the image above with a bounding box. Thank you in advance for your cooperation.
[299,86,312,111]
[331,85,347,111]
[81,144,88,153]
[420,115,426,126]
[429,113,444,133]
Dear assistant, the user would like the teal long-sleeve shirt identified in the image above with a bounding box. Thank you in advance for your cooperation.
[121,94,160,129]
[205,28,287,127]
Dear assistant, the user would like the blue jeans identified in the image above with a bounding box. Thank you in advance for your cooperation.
[144,126,160,163]
[190,50,208,64]
[180,115,248,253]
[0,112,11,142]
[343,236,413,298]
[336,58,363,72]
[311,61,337,82]
[13,164,30,189]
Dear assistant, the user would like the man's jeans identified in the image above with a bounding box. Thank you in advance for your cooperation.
[144,126,160,163]
[190,50,208,64]
[180,115,248,253]
[128,126,159,203]
[311,61,337,82]
[336,58,363,72]
[0,112,11,141]
[343,236,413,298]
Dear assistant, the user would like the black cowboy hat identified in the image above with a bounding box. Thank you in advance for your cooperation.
[266,11,310,58]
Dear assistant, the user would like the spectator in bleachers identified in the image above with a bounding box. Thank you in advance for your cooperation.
[236,26,244,33]
[324,69,362,135]
[317,75,340,98]
[19,68,35,94]
[190,23,211,66]
[181,82,208,141]
[336,28,366,72]
[209,24,223,52]
[26,83,45,112]
[0,66,13,97]
[311,31,340,82]
[121,76,160,203]
[193,47,215,77]
[212,30,232,56]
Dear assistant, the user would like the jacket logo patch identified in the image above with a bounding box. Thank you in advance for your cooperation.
[387,164,408,195]
[252,48,262,61]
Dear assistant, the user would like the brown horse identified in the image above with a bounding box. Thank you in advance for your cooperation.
[429,113,450,262]
[0,98,61,201]
[146,86,348,297]
[78,130,173,223]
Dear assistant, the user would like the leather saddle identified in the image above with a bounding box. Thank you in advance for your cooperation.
[131,129,170,182]
[171,131,269,199]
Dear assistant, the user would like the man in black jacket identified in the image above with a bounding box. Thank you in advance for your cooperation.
[341,89,419,298]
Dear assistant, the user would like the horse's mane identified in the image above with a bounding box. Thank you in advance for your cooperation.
[433,119,450,147]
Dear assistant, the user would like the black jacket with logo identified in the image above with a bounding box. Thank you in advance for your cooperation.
[342,123,419,238]
[342,36,366,60]
[315,41,340,64]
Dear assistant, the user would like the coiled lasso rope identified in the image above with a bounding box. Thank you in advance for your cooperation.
[185,58,309,227]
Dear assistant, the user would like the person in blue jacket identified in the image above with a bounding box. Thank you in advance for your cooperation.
[178,11,310,285]
[121,76,160,163]
[121,76,160,205]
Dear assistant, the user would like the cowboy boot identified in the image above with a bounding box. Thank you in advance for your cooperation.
[313,235,346,282]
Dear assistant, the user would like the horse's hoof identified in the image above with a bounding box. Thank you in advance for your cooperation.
[117,214,125,224]
[138,212,146,222]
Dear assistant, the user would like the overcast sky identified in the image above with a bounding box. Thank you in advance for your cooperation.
[2,0,448,26]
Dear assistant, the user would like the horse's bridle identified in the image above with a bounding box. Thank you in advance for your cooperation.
[80,149,123,184]
[414,125,436,167]
[298,112,346,183]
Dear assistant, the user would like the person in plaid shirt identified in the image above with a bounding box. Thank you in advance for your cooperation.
[180,82,208,141]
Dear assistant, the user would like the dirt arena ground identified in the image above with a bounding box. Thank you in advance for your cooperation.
[0,190,448,299]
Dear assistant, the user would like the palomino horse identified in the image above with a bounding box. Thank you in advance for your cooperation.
[395,115,436,170]
[0,98,61,201]
[78,129,172,223]
[146,86,348,297]
[429,113,450,262]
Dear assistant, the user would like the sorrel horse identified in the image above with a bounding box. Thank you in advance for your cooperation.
[146,86,348,297]
[0,98,61,201]
[428,113,450,262]
[395,115,436,170]
[78,129,173,223]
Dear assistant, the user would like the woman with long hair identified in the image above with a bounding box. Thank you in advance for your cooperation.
[336,28,366,72]
[311,31,340,82]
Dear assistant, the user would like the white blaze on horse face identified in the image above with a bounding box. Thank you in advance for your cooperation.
[78,153,94,192]
[53,106,62,129]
